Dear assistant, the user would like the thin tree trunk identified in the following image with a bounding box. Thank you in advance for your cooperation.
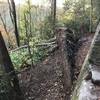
[89,0,93,33]
[28,0,32,36]
[51,0,56,32]
[7,0,20,46]
[7,0,14,24]
[24,13,34,68]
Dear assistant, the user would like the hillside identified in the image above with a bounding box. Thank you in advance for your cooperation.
[18,33,93,100]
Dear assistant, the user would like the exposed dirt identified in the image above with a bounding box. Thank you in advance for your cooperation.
[19,50,65,100]
[18,34,94,100]
[74,34,94,80]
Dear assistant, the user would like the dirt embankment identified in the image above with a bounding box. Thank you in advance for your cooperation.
[74,34,94,80]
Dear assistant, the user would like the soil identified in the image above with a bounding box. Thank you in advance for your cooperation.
[18,34,94,100]
[74,34,94,80]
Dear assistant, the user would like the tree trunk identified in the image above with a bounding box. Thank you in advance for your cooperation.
[71,22,100,100]
[51,0,56,32]
[8,0,20,46]
[0,32,24,100]
[28,0,32,36]
[24,12,34,68]
[89,0,93,33]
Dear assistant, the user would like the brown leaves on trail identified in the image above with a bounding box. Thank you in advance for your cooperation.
[19,50,65,100]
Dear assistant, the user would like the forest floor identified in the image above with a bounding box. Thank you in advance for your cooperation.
[74,34,94,83]
[18,34,94,100]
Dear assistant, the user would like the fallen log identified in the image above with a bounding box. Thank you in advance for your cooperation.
[9,45,28,53]
[35,41,56,47]
[47,44,58,53]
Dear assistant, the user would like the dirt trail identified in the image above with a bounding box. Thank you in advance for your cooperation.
[18,34,93,100]
[19,50,65,100]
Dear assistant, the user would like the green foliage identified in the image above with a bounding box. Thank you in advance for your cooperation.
[63,0,97,34]
[10,45,47,70]
[9,0,99,71]
[10,49,29,70]
[19,1,52,43]
[12,1,52,70]
[39,16,55,40]
[0,75,12,100]
[93,0,100,21]
[33,47,47,62]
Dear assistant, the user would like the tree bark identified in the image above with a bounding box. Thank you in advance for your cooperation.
[51,0,56,32]
[24,12,34,68]
[7,0,20,46]
[89,0,93,33]
[0,32,24,100]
